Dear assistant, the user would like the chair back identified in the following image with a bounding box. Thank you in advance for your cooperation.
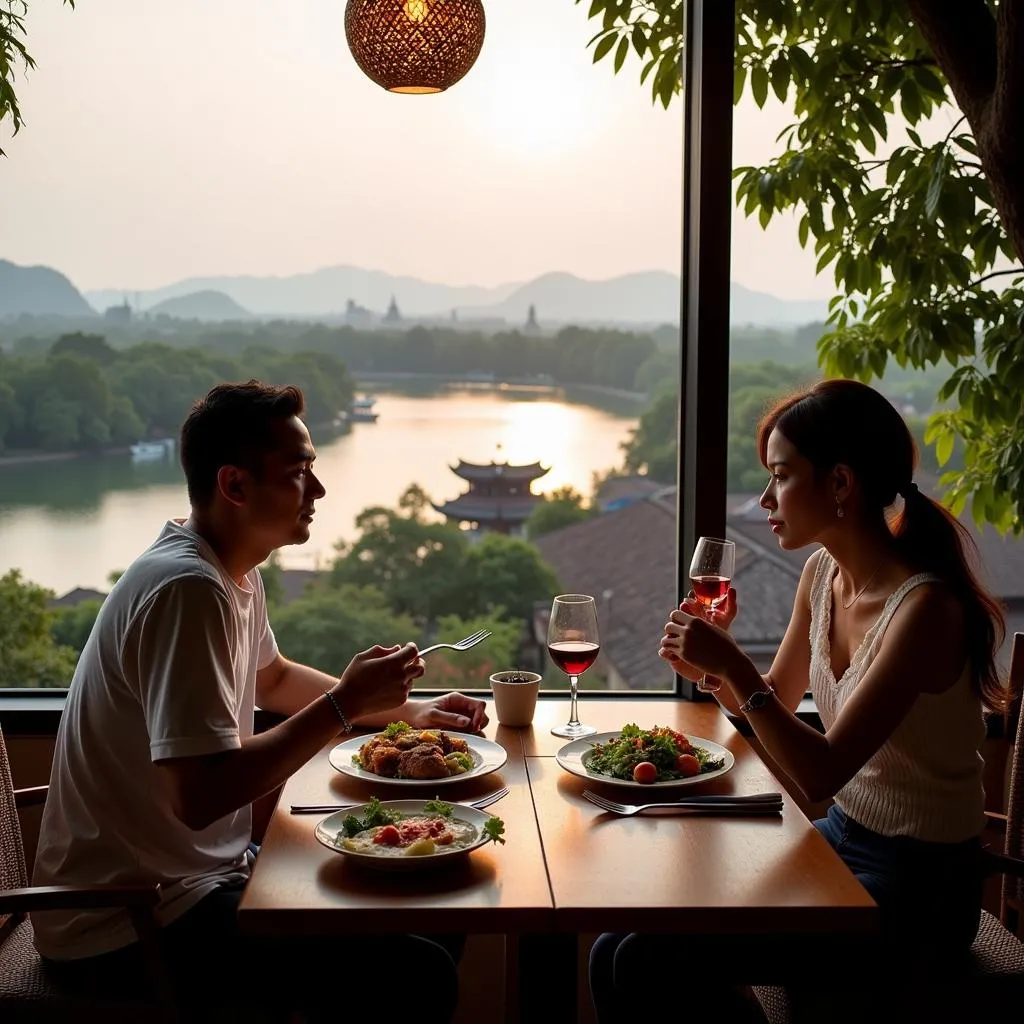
[0,723,28,891]
[1003,634,1023,930]
[0,723,29,941]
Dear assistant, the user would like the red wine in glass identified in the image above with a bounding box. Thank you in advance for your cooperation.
[547,641,601,676]
[548,595,600,739]
[690,575,731,609]
[687,538,736,693]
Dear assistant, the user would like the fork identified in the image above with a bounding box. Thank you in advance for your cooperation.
[581,789,783,817]
[417,628,492,658]
[290,785,510,815]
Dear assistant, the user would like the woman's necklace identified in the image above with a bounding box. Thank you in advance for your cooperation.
[840,561,884,610]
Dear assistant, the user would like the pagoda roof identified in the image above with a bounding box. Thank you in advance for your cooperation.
[432,495,543,522]
[450,460,550,483]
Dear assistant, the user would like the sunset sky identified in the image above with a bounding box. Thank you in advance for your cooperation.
[2,0,830,299]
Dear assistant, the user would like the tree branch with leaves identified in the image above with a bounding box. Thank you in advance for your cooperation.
[580,0,1024,531]
[0,0,74,155]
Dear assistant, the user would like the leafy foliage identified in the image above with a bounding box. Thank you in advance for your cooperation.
[525,486,595,539]
[50,598,103,653]
[621,389,678,482]
[623,359,817,489]
[0,338,354,452]
[580,0,1024,531]
[1,1,75,155]
[425,612,521,686]
[0,570,79,687]
[331,484,560,625]
[269,583,418,677]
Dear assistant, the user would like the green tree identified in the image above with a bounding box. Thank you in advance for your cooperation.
[1,1,75,155]
[0,570,79,687]
[621,389,678,483]
[50,333,118,366]
[581,1,1024,530]
[526,486,595,539]
[269,583,418,677]
[50,598,103,654]
[458,533,561,624]
[330,484,469,621]
[422,613,523,690]
[258,553,286,609]
[0,377,19,450]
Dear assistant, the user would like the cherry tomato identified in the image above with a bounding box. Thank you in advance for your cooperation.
[632,761,658,784]
[373,825,402,846]
[676,754,701,777]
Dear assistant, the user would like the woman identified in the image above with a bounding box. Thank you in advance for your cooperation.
[589,378,1007,1023]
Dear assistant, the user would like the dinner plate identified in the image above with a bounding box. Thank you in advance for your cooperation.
[314,799,497,871]
[556,731,735,789]
[328,731,508,786]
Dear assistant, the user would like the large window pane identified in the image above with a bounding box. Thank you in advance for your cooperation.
[0,2,683,697]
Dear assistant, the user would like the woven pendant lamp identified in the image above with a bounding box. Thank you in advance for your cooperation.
[344,0,486,95]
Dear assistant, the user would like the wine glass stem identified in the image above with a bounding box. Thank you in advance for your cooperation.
[567,674,581,727]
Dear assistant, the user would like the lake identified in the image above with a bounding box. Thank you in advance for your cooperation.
[0,385,641,594]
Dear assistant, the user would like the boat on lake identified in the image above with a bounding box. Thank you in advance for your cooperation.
[341,395,379,423]
[130,438,175,461]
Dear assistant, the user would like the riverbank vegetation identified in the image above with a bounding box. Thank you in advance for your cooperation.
[0,316,957,688]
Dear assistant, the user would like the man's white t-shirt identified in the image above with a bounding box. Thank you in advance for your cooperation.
[31,520,279,960]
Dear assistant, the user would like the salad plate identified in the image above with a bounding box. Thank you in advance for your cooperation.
[314,797,505,871]
[557,724,735,789]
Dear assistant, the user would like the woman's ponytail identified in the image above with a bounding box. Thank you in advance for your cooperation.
[893,485,1007,712]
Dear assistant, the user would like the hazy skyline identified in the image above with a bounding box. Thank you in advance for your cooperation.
[1,0,831,300]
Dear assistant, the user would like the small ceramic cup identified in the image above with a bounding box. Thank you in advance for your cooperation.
[489,670,542,727]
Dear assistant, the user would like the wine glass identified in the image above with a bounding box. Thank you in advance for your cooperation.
[687,537,736,693]
[547,594,600,739]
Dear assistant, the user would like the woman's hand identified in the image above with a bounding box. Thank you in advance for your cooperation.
[705,587,738,630]
[658,589,738,679]
[661,603,744,679]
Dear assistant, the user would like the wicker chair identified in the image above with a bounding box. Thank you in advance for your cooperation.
[0,722,177,1022]
[754,632,1024,1023]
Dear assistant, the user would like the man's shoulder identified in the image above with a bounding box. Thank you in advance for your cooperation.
[112,525,226,609]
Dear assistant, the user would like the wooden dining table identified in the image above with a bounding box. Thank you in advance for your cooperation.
[238,698,877,1018]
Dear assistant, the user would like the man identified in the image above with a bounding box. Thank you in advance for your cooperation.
[32,380,487,1021]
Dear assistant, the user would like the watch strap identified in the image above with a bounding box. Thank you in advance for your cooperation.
[739,684,776,714]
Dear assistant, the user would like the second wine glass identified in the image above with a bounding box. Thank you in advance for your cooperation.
[547,594,600,739]
[688,537,736,693]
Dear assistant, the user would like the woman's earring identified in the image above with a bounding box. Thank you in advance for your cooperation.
[836,498,844,520]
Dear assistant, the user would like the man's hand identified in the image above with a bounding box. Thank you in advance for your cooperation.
[333,643,424,720]
[403,692,489,733]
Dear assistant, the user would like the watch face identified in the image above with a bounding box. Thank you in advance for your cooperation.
[744,688,772,711]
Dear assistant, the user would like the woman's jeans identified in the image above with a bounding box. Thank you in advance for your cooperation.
[589,804,983,1023]
[814,803,982,959]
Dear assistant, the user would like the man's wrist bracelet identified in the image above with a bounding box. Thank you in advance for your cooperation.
[324,690,353,733]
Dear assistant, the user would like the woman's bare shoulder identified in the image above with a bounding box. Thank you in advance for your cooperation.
[797,546,828,593]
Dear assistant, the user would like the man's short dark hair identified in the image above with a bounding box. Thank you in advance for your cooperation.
[180,380,305,507]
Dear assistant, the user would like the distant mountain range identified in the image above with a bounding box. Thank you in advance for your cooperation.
[0,260,94,317]
[147,289,251,321]
[0,258,828,328]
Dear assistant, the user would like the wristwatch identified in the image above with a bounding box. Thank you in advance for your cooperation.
[739,684,775,714]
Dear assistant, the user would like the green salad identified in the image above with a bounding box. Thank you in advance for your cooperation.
[585,723,726,783]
